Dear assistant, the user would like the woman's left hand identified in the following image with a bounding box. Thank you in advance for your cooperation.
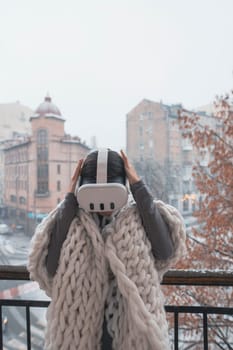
[120,149,140,185]
[68,159,84,193]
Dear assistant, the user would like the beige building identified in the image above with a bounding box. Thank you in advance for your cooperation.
[0,102,33,210]
[3,95,90,234]
[126,99,196,215]
[0,101,32,140]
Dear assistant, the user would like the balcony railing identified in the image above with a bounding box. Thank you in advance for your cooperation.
[0,266,233,350]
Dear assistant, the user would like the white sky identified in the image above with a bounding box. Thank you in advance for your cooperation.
[0,0,232,150]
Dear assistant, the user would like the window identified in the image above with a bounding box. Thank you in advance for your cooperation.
[57,180,61,191]
[183,199,189,211]
[37,129,49,194]
[37,147,48,161]
[37,129,48,145]
[183,166,192,181]
[192,201,196,212]
[19,196,26,204]
[37,164,48,178]
[139,126,143,136]
[199,196,203,210]
[148,139,153,148]
[183,180,190,194]
[10,195,17,202]
[38,182,48,194]
[57,164,61,174]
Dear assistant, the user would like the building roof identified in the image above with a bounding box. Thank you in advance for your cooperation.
[33,95,64,119]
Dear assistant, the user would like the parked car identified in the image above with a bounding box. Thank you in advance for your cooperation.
[15,224,24,231]
[0,223,11,234]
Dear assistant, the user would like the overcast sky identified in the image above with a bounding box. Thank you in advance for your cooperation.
[0,0,232,150]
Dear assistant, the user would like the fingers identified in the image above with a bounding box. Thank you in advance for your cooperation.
[71,159,84,181]
[69,159,84,193]
[120,149,129,167]
[120,149,140,185]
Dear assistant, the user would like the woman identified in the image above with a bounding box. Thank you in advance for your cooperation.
[28,149,186,350]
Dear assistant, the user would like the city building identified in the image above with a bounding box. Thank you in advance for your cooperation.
[126,98,217,217]
[0,102,33,213]
[3,95,90,234]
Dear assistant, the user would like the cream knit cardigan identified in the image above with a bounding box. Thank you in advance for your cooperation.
[28,200,186,350]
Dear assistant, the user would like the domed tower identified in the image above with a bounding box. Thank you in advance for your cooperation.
[29,94,66,199]
[34,94,63,117]
[30,94,65,138]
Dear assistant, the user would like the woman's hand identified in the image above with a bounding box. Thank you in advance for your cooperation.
[120,150,140,185]
[68,159,84,193]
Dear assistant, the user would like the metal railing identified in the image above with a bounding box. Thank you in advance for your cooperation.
[0,266,233,350]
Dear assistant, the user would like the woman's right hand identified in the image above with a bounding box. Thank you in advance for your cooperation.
[68,159,84,193]
[120,149,140,185]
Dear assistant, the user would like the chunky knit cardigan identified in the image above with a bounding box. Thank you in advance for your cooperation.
[28,200,186,350]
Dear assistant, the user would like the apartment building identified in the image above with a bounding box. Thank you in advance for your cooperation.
[0,102,33,212]
[126,98,200,215]
[3,95,90,234]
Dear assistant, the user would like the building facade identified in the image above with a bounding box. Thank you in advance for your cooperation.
[0,102,33,213]
[3,96,90,234]
[126,99,201,216]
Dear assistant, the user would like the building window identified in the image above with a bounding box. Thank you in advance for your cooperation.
[57,180,61,191]
[38,182,48,194]
[57,164,61,174]
[183,180,190,194]
[148,139,153,148]
[19,196,26,204]
[37,164,48,178]
[192,201,196,212]
[37,129,49,194]
[139,126,143,137]
[37,129,48,145]
[10,195,17,202]
[183,199,189,211]
[199,196,203,210]
[147,111,153,119]
[37,147,48,161]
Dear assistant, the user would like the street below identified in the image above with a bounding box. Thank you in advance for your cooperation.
[0,232,49,349]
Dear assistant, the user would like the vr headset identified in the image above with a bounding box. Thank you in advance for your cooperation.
[76,148,128,213]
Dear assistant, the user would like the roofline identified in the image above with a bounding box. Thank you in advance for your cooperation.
[3,140,31,151]
[61,139,90,150]
[30,115,65,122]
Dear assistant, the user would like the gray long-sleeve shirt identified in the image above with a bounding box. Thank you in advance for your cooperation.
[46,180,174,277]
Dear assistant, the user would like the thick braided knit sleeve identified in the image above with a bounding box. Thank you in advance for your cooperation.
[27,206,60,297]
[153,200,186,279]
[104,202,186,349]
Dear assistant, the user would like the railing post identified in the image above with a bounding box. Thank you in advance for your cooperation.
[174,310,179,350]
[203,312,208,350]
[0,305,2,350]
[26,305,31,350]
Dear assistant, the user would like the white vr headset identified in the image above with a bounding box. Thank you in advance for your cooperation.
[76,148,128,213]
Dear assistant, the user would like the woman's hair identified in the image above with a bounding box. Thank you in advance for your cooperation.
[80,149,126,185]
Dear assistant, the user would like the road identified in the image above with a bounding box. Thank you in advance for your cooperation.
[0,232,49,349]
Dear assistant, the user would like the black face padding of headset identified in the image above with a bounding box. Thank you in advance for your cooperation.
[80,175,126,186]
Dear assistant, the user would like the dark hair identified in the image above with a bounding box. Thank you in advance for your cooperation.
[80,149,126,186]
